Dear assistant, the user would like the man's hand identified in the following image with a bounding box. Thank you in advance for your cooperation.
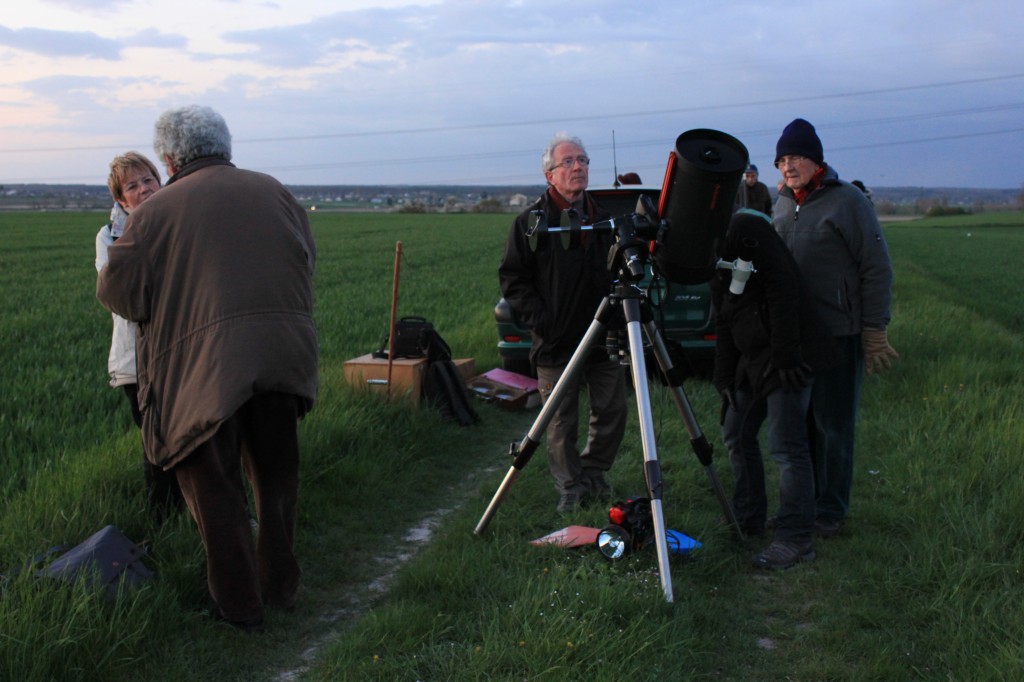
[777,363,812,392]
[862,328,899,375]
[719,388,737,425]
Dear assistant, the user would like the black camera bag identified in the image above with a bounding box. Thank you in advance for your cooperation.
[377,316,433,359]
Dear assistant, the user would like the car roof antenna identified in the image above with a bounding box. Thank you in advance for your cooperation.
[612,130,620,187]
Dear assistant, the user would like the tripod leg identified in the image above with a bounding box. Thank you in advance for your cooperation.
[474,298,613,535]
[643,320,741,534]
[622,298,674,603]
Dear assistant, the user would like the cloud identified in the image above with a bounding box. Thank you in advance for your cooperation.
[1,0,1023,188]
[0,25,121,59]
[218,1,672,70]
[39,0,134,10]
[122,28,188,50]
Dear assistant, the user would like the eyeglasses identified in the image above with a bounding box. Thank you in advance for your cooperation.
[551,156,590,170]
[775,155,808,168]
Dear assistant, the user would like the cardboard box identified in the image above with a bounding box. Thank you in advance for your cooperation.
[466,368,541,410]
[343,354,475,403]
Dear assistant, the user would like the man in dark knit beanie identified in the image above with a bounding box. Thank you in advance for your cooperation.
[774,118,824,167]
[772,118,898,540]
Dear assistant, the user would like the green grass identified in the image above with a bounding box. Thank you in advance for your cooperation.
[2,209,1024,680]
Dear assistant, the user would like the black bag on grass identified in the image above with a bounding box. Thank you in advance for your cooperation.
[371,317,477,425]
[418,325,478,426]
[425,358,479,426]
[10,525,156,599]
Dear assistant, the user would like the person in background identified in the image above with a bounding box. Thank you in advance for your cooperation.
[97,105,319,633]
[851,179,874,205]
[713,209,840,569]
[735,163,774,216]
[95,152,183,519]
[772,118,898,538]
[499,132,628,514]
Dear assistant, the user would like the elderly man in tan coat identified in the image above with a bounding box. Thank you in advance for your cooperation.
[97,105,319,633]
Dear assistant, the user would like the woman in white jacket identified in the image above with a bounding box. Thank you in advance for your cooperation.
[96,151,182,518]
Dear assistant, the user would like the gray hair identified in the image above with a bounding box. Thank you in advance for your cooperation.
[153,105,232,170]
[541,132,587,173]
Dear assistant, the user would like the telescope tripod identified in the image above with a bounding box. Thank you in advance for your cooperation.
[474,281,739,603]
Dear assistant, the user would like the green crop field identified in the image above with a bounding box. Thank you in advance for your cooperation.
[2,209,1024,681]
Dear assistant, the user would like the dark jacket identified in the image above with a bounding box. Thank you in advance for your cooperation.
[773,165,893,335]
[498,188,614,367]
[712,212,840,395]
[96,157,319,468]
[735,180,774,216]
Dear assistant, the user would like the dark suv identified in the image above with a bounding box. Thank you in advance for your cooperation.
[494,184,715,377]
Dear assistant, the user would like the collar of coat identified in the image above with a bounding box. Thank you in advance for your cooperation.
[546,186,596,223]
[167,157,236,185]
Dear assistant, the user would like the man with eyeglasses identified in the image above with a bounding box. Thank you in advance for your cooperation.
[772,118,898,539]
[499,132,627,514]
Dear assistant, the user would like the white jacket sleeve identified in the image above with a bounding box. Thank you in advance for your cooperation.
[95,225,113,272]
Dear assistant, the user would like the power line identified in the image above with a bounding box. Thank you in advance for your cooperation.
[256,120,1024,175]
[1,73,1022,155]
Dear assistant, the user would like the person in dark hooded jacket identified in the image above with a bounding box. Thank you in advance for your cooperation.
[712,209,840,569]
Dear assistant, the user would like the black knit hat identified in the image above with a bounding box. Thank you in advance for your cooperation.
[775,118,823,166]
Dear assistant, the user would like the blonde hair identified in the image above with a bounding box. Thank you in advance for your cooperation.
[107,152,161,205]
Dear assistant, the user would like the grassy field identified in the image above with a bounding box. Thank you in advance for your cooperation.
[1,209,1023,680]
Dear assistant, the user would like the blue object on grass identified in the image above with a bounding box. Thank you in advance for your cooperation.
[665,529,701,556]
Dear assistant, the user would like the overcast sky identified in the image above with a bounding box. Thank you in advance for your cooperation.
[1,0,1022,189]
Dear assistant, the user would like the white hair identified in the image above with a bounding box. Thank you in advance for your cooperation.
[541,132,587,173]
[153,105,232,170]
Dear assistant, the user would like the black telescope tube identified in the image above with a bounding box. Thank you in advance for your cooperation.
[654,129,749,285]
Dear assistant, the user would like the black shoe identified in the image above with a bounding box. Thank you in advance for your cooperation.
[556,492,582,514]
[752,541,816,570]
[211,609,265,634]
[814,517,845,538]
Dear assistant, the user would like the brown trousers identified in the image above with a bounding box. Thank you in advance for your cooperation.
[174,392,302,623]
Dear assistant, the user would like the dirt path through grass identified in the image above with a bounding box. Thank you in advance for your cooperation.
[272,406,532,681]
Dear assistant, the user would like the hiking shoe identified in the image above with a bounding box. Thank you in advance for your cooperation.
[556,492,582,514]
[814,517,845,538]
[751,540,816,570]
[211,608,265,634]
[584,475,613,505]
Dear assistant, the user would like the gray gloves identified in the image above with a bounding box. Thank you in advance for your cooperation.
[862,328,899,375]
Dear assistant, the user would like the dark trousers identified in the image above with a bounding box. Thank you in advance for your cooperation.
[723,385,815,544]
[809,334,864,521]
[536,358,627,495]
[173,392,303,623]
[123,384,183,517]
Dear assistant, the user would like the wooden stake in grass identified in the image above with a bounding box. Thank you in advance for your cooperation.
[386,241,402,400]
